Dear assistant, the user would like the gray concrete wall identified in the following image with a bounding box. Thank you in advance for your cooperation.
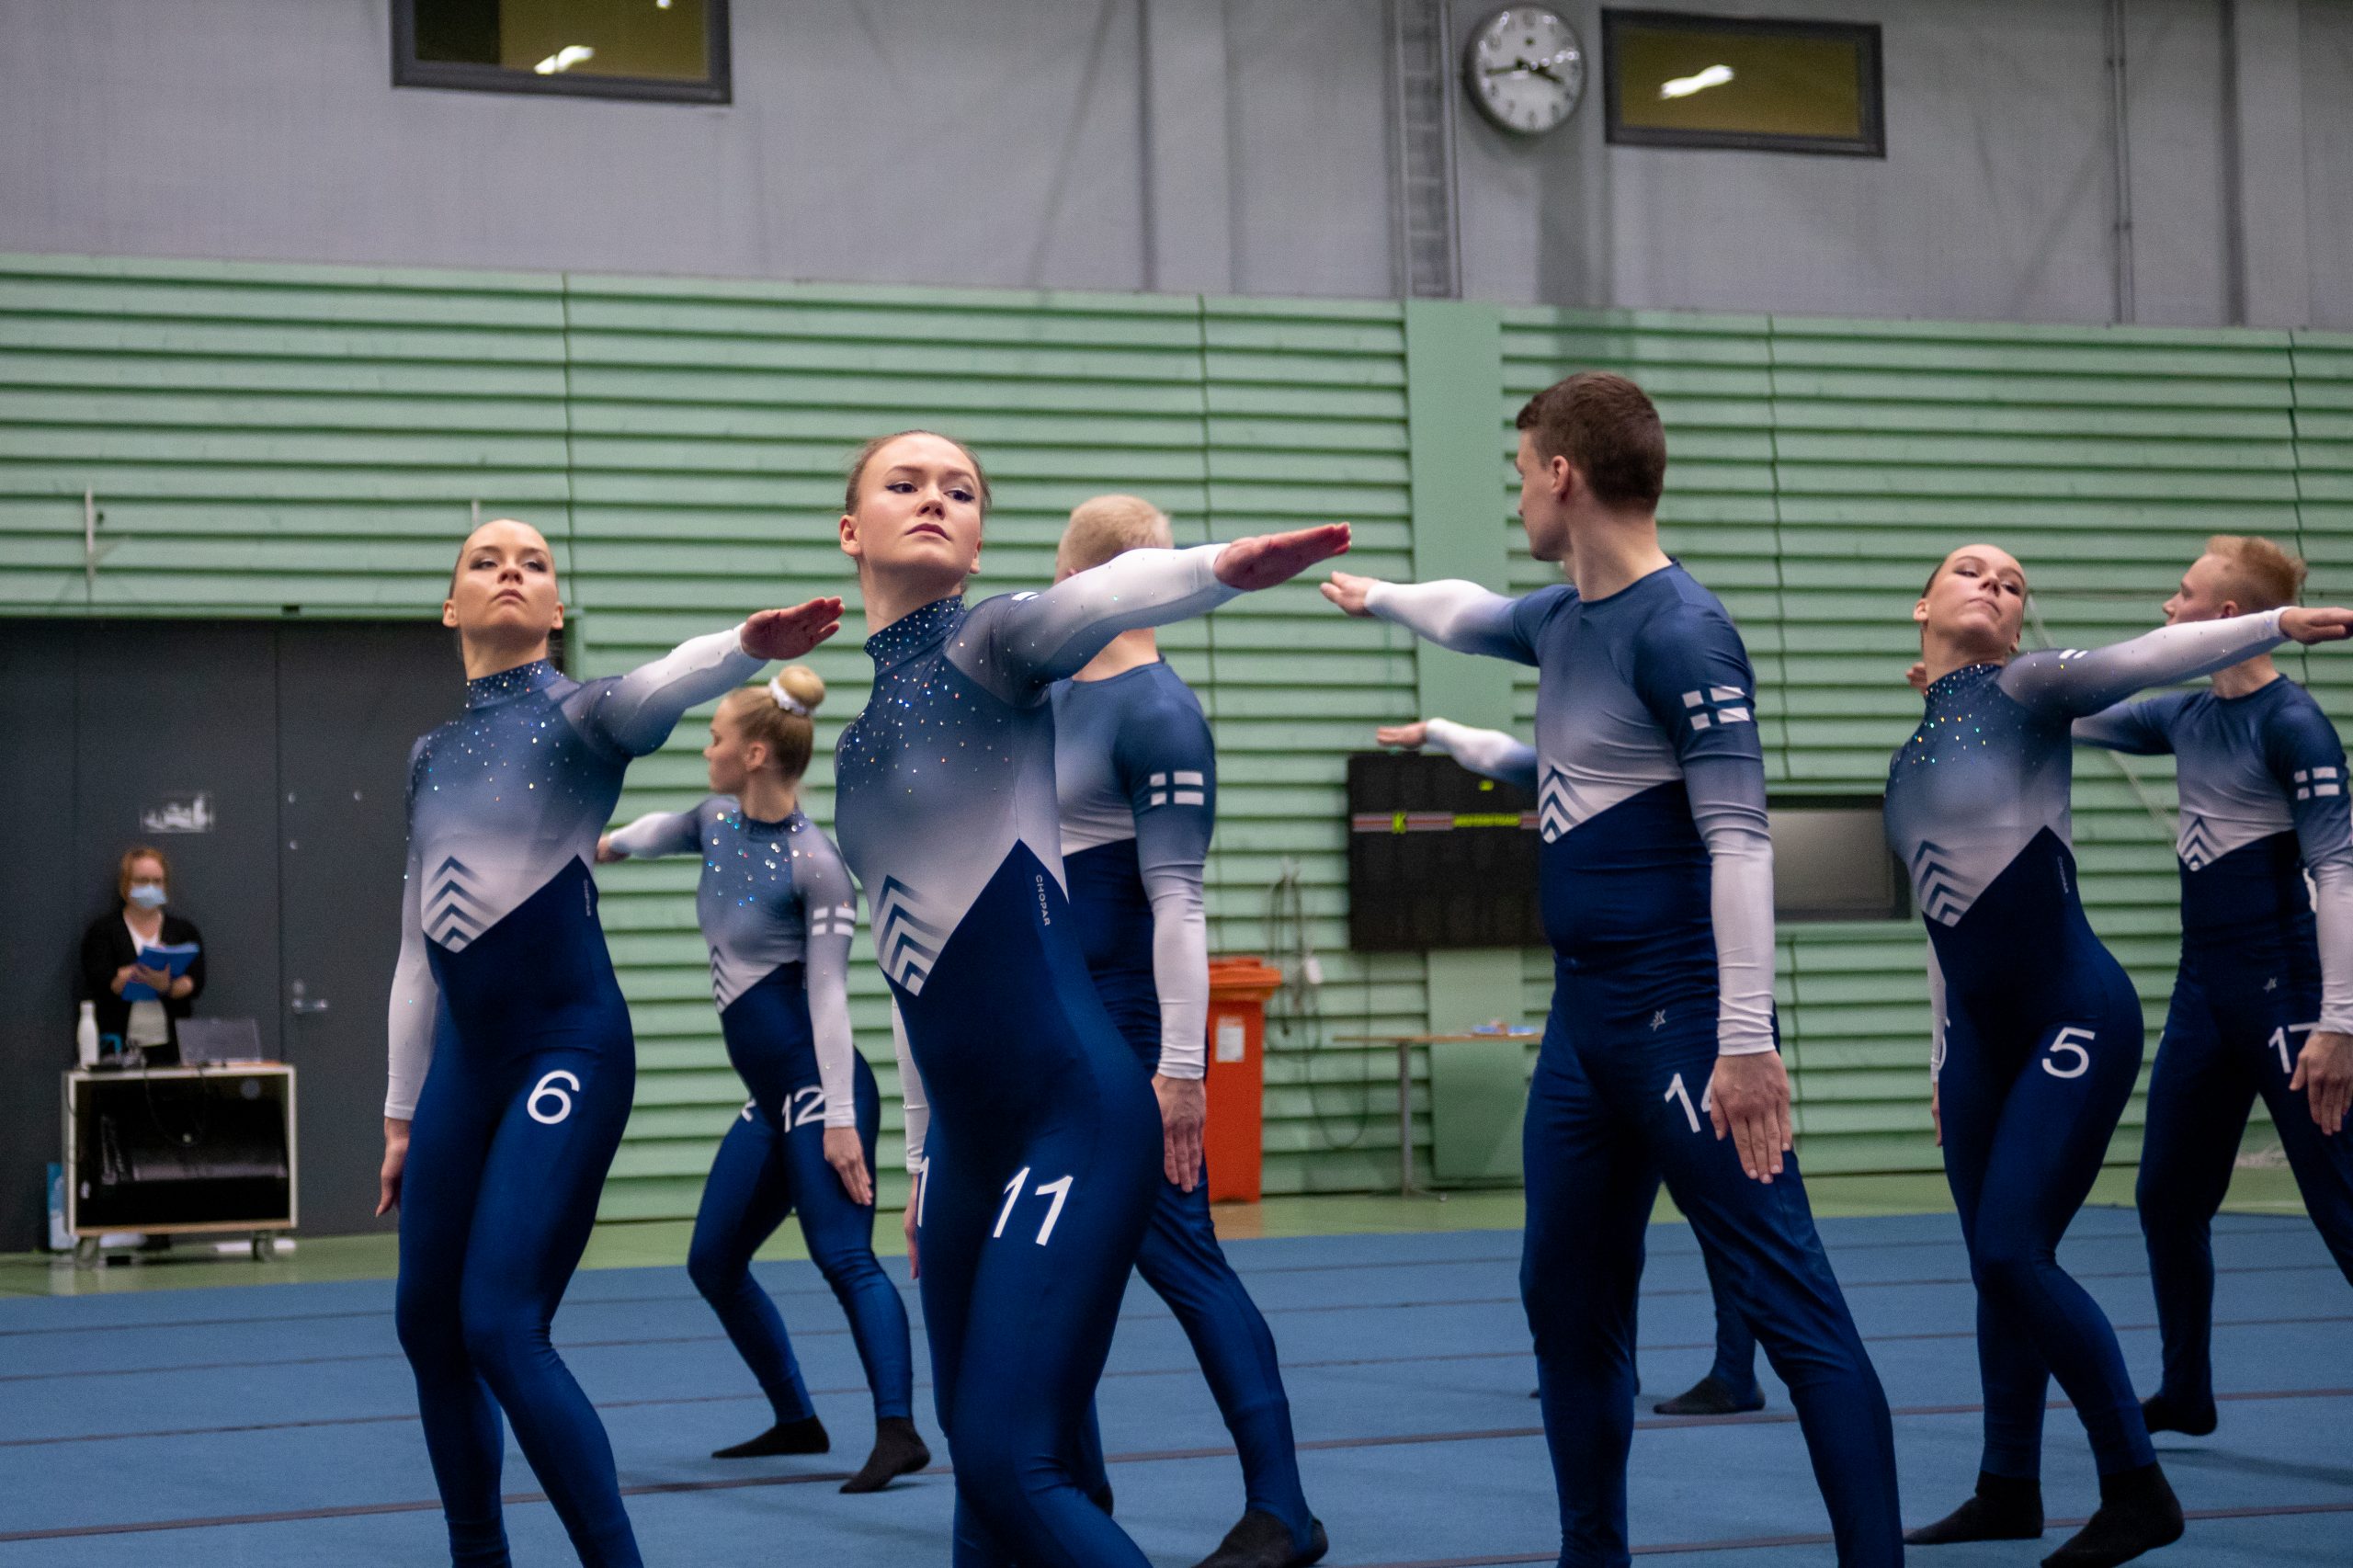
[0,0,2344,324]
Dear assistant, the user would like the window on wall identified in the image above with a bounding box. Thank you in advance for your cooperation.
[393,0,731,103]
[1603,10,1882,156]
[1768,797,1909,922]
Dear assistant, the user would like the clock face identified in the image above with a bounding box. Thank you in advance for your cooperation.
[1466,6,1585,136]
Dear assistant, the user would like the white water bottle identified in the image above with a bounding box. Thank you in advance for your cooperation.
[76,1001,98,1067]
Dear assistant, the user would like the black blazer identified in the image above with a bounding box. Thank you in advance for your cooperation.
[78,911,206,1062]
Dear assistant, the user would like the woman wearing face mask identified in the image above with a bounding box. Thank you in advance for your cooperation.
[79,846,206,1065]
[1887,543,2353,1568]
[381,517,840,1568]
[827,428,1347,1567]
[597,666,927,1494]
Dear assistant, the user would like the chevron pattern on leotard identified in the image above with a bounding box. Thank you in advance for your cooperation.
[1909,840,1970,927]
[425,855,490,950]
[2177,814,2220,871]
[1538,766,1573,843]
[872,877,946,995]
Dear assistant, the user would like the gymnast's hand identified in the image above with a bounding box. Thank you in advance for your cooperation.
[825,1127,875,1207]
[740,599,846,662]
[594,835,625,864]
[1929,1081,1942,1147]
[1905,661,1929,694]
[1321,570,1386,617]
[378,1118,410,1216]
[2281,607,2353,644]
[2290,1030,2353,1135]
[1375,721,1429,749]
[1214,524,1352,592]
[1154,1074,1207,1193]
[1708,1051,1794,1184]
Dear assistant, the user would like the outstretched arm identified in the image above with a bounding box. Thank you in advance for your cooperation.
[2071,698,2175,756]
[1326,572,1535,665]
[1380,717,1540,792]
[576,600,842,756]
[1999,608,2352,720]
[602,807,705,860]
[983,527,1351,695]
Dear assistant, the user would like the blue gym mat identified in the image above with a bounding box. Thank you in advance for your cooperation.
[0,1209,2345,1564]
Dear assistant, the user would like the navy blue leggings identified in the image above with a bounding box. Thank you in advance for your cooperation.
[1697,1246,1760,1403]
[1078,973,1313,1540]
[2138,949,2353,1411]
[1521,988,1900,1568]
[689,967,913,1425]
[394,869,642,1568]
[1939,944,2154,1479]
[904,852,1164,1568]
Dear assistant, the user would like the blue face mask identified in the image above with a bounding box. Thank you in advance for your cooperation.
[127,883,167,910]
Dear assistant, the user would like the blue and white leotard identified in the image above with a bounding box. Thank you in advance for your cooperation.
[1366,566,1900,1568]
[605,797,914,1430]
[387,629,761,1568]
[833,544,1243,1568]
[1884,608,2289,1484]
[2073,672,2353,1419]
[1052,659,1318,1548]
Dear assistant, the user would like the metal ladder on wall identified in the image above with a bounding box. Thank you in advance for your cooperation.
[1391,0,1461,301]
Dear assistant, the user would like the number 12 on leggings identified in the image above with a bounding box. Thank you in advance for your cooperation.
[993,1166,1076,1245]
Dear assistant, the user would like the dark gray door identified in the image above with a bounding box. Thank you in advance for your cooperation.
[277,624,460,1233]
[73,622,287,1056]
[0,619,457,1249]
[0,623,85,1251]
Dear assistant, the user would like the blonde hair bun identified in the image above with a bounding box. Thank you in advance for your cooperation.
[773,665,826,716]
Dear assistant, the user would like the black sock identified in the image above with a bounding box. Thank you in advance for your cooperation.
[1654,1374,1764,1416]
[1191,1509,1329,1568]
[2140,1390,2217,1437]
[1904,1471,2043,1544]
[839,1416,931,1493]
[711,1414,829,1460]
[2041,1463,2184,1568]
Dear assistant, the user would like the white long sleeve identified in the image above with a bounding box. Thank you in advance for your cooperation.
[385,824,437,1120]
[605,809,702,859]
[2001,610,2286,721]
[1927,940,1948,1082]
[891,1000,928,1175]
[1142,866,1210,1080]
[793,839,863,1129]
[1423,717,1540,791]
[578,625,766,757]
[1685,754,1779,1057]
[1363,579,1528,661]
[979,544,1239,696]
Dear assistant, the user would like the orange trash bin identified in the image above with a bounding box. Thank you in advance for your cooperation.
[1204,956,1285,1203]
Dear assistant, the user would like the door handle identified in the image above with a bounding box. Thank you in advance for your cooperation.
[290,998,330,1015]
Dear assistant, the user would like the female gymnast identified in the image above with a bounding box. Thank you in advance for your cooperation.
[599,667,927,1493]
[1888,541,2350,1567]
[826,429,1347,1567]
[380,517,840,1566]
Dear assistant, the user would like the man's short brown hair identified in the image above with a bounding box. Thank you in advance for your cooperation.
[1057,494,1174,577]
[2205,534,2306,612]
[1514,371,1666,511]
